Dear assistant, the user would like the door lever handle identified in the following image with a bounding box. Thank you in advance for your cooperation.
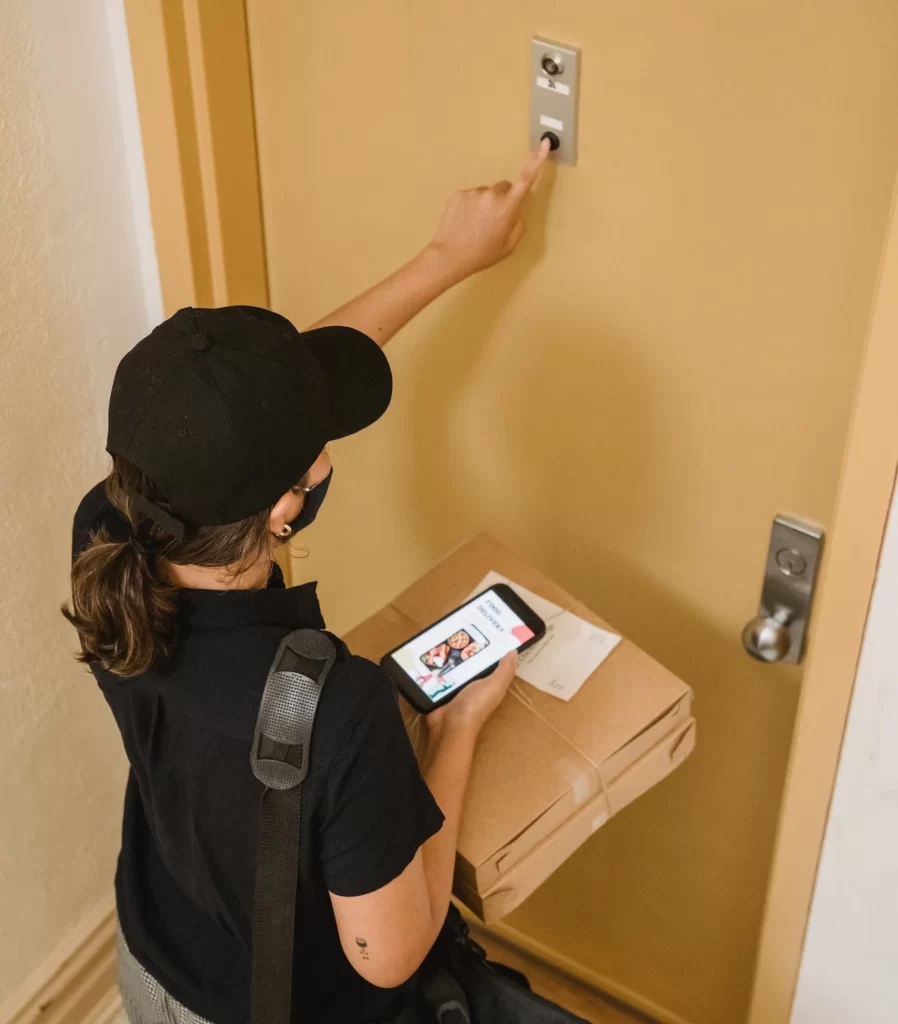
[742,605,794,663]
[741,516,823,665]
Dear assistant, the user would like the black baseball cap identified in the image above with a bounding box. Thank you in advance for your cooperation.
[107,306,392,529]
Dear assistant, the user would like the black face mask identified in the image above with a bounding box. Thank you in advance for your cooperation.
[288,468,332,533]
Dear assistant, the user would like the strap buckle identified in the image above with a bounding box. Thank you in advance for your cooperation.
[250,630,337,791]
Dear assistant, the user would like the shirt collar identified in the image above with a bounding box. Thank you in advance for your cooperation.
[177,563,326,631]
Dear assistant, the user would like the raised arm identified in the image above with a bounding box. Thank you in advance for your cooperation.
[309,142,550,347]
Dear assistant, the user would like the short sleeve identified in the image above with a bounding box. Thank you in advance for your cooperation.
[320,675,445,897]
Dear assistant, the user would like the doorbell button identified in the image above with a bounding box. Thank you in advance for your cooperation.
[531,37,580,165]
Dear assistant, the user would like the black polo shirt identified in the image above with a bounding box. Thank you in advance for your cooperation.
[73,483,445,1024]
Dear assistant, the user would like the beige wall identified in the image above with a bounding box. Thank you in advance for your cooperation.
[0,0,159,1003]
[247,3,898,1022]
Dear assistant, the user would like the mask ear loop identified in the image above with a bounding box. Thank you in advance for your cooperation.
[283,453,331,540]
[280,486,307,538]
[292,446,330,497]
[284,475,317,532]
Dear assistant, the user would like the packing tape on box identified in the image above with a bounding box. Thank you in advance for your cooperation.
[555,757,594,807]
[404,679,614,814]
[591,810,610,833]
[509,680,534,706]
[509,682,615,815]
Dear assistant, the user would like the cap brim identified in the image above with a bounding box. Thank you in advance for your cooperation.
[302,326,393,441]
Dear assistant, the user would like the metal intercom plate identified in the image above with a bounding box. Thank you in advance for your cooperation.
[530,37,580,165]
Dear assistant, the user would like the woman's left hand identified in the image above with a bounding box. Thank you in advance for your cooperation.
[426,651,518,736]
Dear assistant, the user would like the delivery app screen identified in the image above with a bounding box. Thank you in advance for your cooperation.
[393,589,535,702]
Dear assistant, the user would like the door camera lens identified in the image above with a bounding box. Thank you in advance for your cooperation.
[541,54,563,76]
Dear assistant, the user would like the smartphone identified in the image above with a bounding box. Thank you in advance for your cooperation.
[380,583,546,713]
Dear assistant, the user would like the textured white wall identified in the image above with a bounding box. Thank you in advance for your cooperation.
[0,0,159,1000]
[792,480,898,1024]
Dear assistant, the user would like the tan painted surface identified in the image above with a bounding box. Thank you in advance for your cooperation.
[246,3,898,1021]
[749,182,898,1021]
[0,894,117,1024]
[180,0,268,307]
[124,0,211,312]
[470,924,647,1023]
[125,0,268,314]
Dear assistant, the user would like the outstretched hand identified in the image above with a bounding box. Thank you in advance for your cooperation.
[308,141,551,346]
[427,140,551,283]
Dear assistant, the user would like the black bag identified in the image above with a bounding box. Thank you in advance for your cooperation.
[416,906,589,1024]
[249,629,589,1024]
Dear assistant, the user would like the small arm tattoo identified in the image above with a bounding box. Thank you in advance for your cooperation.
[355,936,370,960]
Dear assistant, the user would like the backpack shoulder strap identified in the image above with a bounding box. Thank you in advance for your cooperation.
[249,628,338,1024]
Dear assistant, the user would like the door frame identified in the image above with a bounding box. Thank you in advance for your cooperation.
[747,182,898,1021]
[123,0,268,314]
[123,4,898,1019]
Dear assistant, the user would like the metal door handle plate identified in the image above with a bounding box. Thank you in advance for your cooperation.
[742,516,823,665]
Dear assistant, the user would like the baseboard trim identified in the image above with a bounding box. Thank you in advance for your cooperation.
[0,895,119,1024]
[461,909,695,1024]
[83,989,122,1024]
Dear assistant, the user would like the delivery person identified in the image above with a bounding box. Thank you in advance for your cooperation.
[64,143,550,1024]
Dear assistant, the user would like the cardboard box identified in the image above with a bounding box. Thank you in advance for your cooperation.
[344,533,695,923]
[454,716,695,921]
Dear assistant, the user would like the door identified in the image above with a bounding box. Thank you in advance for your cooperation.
[240,5,898,1022]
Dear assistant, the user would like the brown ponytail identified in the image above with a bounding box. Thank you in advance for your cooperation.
[63,457,303,678]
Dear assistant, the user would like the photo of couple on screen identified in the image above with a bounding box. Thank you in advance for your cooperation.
[419,625,490,679]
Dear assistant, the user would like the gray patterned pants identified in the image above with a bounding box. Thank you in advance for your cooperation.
[117,928,216,1024]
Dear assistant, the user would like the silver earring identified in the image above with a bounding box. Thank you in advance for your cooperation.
[279,524,293,538]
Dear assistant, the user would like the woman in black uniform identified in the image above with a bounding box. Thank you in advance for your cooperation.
[64,144,549,1024]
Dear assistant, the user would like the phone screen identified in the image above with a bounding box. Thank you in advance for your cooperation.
[389,588,536,704]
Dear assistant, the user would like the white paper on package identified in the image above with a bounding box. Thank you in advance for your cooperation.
[465,571,621,701]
